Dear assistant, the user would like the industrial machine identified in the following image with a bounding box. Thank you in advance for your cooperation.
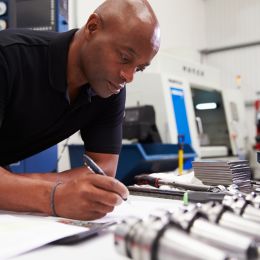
[126,52,248,160]
[66,106,196,184]
[114,105,196,184]
[123,105,162,144]
[0,0,68,31]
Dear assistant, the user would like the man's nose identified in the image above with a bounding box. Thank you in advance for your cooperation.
[120,67,135,83]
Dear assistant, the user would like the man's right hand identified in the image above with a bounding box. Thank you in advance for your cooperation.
[54,173,129,220]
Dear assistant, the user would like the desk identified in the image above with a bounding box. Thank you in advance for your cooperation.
[15,232,127,260]
[14,196,182,260]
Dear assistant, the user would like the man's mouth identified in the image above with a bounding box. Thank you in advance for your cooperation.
[108,81,125,94]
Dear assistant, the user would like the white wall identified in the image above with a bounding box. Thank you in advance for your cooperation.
[203,0,260,149]
[70,0,206,61]
[205,0,260,49]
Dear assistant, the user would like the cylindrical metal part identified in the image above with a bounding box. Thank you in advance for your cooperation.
[246,192,260,208]
[222,194,247,216]
[157,226,229,260]
[223,194,260,224]
[242,204,260,223]
[114,215,229,260]
[114,216,142,258]
[130,220,152,260]
[247,192,260,209]
[130,212,173,260]
[170,204,258,259]
[191,218,258,259]
[219,211,260,241]
[199,200,260,243]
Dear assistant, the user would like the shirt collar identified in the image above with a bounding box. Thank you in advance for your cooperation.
[68,83,96,106]
[48,29,78,92]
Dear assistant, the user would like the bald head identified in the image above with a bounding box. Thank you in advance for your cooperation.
[94,0,160,48]
[69,0,160,98]
[95,0,158,26]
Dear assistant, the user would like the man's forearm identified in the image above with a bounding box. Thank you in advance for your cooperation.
[0,167,52,214]
[19,166,89,182]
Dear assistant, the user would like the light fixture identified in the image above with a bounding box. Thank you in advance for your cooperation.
[196,102,217,110]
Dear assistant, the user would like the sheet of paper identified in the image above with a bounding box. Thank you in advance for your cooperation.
[0,195,184,259]
[45,195,183,225]
[0,214,87,259]
[91,195,183,223]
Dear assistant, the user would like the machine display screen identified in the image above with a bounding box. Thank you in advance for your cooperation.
[191,87,231,150]
[16,0,54,29]
[125,110,140,122]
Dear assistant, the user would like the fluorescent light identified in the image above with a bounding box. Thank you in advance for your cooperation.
[196,102,217,110]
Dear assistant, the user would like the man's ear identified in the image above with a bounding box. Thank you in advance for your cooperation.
[84,13,102,38]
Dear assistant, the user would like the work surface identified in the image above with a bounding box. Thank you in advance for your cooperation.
[16,229,127,260]
[9,195,183,260]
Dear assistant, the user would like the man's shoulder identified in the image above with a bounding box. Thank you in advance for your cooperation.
[0,29,59,48]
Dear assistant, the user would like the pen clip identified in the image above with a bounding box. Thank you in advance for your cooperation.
[83,158,94,173]
[83,154,106,176]
[86,165,95,174]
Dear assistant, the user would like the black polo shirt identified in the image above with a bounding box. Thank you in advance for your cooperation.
[0,29,126,166]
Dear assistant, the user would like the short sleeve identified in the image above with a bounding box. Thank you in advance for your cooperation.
[80,87,126,154]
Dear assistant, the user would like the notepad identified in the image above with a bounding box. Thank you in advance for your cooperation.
[52,221,116,244]
[0,214,87,259]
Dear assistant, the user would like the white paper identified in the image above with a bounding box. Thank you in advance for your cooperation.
[0,196,184,259]
[91,195,183,223]
[0,214,86,259]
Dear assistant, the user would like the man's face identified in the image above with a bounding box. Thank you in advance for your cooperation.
[80,19,160,98]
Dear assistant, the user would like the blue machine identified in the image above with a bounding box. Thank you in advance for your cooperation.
[116,143,195,185]
[170,87,192,146]
[6,0,68,173]
[67,143,196,185]
[10,146,58,173]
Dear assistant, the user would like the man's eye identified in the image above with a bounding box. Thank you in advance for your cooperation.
[121,54,130,63]
[136,67,145,72]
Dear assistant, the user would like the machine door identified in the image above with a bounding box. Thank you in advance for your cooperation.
[222,88,248,157]
[170,87,192,145]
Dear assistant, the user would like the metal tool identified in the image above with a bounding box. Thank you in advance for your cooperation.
[246,192,260,209]
[199,201,260,242]
[169,205,258,259]
[222,194,260,224]
[134,174,229,192]
[114,215,230,260]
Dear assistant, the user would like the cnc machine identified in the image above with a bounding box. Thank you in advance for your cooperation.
[126,52,248,160]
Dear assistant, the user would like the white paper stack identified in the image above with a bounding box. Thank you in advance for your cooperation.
[192,160,252,193]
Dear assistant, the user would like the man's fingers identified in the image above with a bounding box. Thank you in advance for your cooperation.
[55,174,129,220]
[88,185,123,206]
[90,175,129,200]
[92,201,115,214]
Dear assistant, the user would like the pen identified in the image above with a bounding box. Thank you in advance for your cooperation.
[83,154,129,202]
[83,154,107,176]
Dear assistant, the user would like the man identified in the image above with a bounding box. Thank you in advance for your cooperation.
[0,0,160,220]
